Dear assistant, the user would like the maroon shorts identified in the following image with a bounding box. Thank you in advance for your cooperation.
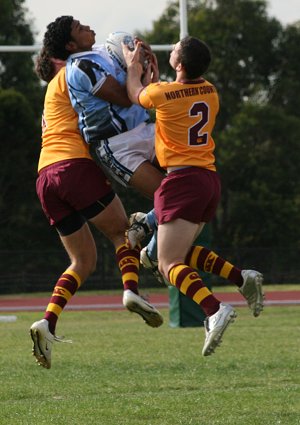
[154,167,221,225]
[36,158,113,226]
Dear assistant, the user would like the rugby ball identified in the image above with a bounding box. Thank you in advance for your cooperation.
[105,31,135,70]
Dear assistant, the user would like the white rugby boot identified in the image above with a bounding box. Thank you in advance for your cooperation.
[123,290,163,328]
[202,303,237,356]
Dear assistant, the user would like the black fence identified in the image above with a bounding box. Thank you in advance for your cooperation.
[0,245,299,294]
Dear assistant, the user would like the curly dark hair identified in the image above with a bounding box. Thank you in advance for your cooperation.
[43,15,74,60]
[179,36,211,79]
[35,47,56,82]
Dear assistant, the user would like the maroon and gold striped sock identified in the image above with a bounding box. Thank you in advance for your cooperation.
[44,269,81,334]
[168,263,220,317]
[116,244,140,295]
[186,245,243,287]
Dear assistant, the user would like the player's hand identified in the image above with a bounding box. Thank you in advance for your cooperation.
[122,40,143,71]
[141,61,152,85]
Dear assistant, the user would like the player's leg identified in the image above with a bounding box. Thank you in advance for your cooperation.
[90,122,164,199]
[30,217,97,369]
[89,195,163,328]
[31,159,108,368]
[127,209,264,316]
[129,160,164,199]
[186,245,264,316]
[71,156,163,326]
[156,168,237,356]
[157,219,219,313]
[158,219,236,357]
[126,210,240,277]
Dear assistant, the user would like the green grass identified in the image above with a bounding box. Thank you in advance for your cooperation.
[0,307,300,425]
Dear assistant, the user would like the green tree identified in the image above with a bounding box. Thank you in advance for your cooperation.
[0,89,42,249]
[217,103,300,249]
[0,1,48,251]
[0,0,43,114]
[269,23,300,117]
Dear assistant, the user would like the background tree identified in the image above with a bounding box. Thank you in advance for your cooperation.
[217,103,300,248]
[0,89,38,247]
[0,0,55,253]
[268,22,300,117]
[0,0,44,114]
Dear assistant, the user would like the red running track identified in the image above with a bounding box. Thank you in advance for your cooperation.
[0,290,300,312]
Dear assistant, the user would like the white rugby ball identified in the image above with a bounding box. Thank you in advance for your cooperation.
[105,31,135,69]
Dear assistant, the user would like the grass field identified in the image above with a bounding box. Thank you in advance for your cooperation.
[0,305,300,425]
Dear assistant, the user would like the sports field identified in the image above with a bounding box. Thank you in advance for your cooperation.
[0,289,299,424]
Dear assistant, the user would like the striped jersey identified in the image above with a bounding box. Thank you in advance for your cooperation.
[66,45,149,143]
[138,79,219,171]
[38,67,91,172]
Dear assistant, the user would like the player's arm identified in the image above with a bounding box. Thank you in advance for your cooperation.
[122,41,145,104]
[94,75,132,107]
[71,57,132,107]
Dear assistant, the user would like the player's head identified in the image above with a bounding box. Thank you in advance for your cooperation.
[170,36,211,79]
[43,16,74,60]
[35,47,65,82]
[43,16,95,60]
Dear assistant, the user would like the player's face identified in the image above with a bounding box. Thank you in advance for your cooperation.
[67,20,96,52]
[169,41,181,70]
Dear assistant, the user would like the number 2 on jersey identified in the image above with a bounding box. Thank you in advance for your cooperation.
[188,102,209,146]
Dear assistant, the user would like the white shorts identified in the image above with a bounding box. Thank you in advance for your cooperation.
[91,122,156,187]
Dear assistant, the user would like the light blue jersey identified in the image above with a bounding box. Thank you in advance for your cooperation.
[66,45,149,143]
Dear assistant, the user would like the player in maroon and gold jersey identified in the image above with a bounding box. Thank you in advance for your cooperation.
[123,36,264,356]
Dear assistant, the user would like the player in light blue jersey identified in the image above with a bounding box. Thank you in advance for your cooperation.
[66,45,149,143]
[44,18,163,198]
[65,44,160,192]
